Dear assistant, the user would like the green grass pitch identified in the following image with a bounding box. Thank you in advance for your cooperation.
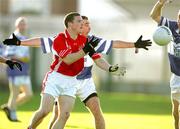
[0,92,173,129]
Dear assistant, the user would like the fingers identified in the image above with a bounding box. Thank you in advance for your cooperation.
[135,48,139,54]
[14,63,22,71]
[110,65,126,76]
[110,64,119,72]
[146,44,152,46]
[12,33,16,39]
[144,47,149,50]
[142,39,151,42]
[138,35,143,41]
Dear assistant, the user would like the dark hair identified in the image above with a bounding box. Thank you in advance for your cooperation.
[81,15,88,20]
[64,12,80,28]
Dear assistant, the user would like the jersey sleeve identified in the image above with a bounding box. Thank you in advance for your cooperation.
[41,37,54,54]
[90,35,113,55]
[91,53,101,60]
[52,35,71,58]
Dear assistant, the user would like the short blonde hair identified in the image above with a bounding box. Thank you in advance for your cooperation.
[15,17,26,27]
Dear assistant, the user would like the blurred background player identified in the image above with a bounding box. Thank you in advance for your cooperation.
[150,0,180,129]
[1,17,33,122]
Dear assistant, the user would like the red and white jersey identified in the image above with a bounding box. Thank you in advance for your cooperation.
[50,30,87,76]
[40,34,112,78]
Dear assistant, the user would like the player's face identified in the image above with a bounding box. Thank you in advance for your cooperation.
[82,19,91,36]
[18,20,27,33]
[71,16,83,34]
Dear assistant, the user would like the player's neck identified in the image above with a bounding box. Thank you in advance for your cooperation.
[67,29,78,40]
[15,29,24,35]
[82,32,88,37]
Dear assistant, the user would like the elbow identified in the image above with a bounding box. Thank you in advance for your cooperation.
[63,60,72,65]
[149,12,158,21]
[62,58,74,65]
[149,12,154,19]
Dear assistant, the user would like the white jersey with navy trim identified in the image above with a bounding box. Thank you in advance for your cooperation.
[159,16,180,88]
[40,35,113,79]
[4,31,30,58]
[4,31,30,77]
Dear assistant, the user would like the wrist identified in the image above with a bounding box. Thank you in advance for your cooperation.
[5,60,11,65]
[82,47,89,54]
[158,1,165,6]
[109,66,114,72]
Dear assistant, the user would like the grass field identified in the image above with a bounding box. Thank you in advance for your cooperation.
[0,91,173,129]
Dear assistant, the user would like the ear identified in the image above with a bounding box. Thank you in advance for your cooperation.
[68,22,73,28]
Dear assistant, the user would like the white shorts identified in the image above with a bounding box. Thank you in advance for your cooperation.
[42,71,79,99]
[76,77,97,102]
[9,75,31,88]
[170,74,180,93]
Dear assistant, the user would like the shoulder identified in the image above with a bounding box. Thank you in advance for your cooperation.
[55,33,65,39]
[88,35,103,41]
[54,33,66,43]
[160,16,178,28]
[53,32,67,49]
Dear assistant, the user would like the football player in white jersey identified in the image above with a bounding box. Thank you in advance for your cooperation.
[3,15,151,129]
[1,17,33,122]
[150,0,180,129]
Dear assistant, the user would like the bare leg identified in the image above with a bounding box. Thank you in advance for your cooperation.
[85,96,105,129]
[51,96,75,129]
[16,85,33,105]
[172,99,179,129]
[48,101,59,129]
[7,82,19,110]
[28,93,54,129]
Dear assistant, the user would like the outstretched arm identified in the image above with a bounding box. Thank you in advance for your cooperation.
[94,57,110,72]
[21,38,41,47]
[112,40,134,48]
[112,35,152,50]
[94,57,126,76]
[3,33,43,47]
[150,0,167,23]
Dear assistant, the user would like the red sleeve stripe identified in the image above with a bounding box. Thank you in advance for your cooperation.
[92,53,101,60]
[58,49,71,58]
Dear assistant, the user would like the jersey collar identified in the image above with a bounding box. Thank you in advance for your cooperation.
[65,29,79,41]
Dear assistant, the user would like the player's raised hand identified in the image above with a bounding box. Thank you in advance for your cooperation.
[5,60,22,71]
[109,64,126,76]
[3,33,21,46]
[159,0,173,4]
[134,35,152,50]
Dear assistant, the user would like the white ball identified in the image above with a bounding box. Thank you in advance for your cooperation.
[153,26,173,46]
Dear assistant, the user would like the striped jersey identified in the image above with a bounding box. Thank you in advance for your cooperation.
[159,16,180,87]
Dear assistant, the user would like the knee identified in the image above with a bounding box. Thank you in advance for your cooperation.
[59,111,70,121]
[25,92,33,99]
[92,108,104,120]
[172,110,179,118]
[38,108,51,118]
